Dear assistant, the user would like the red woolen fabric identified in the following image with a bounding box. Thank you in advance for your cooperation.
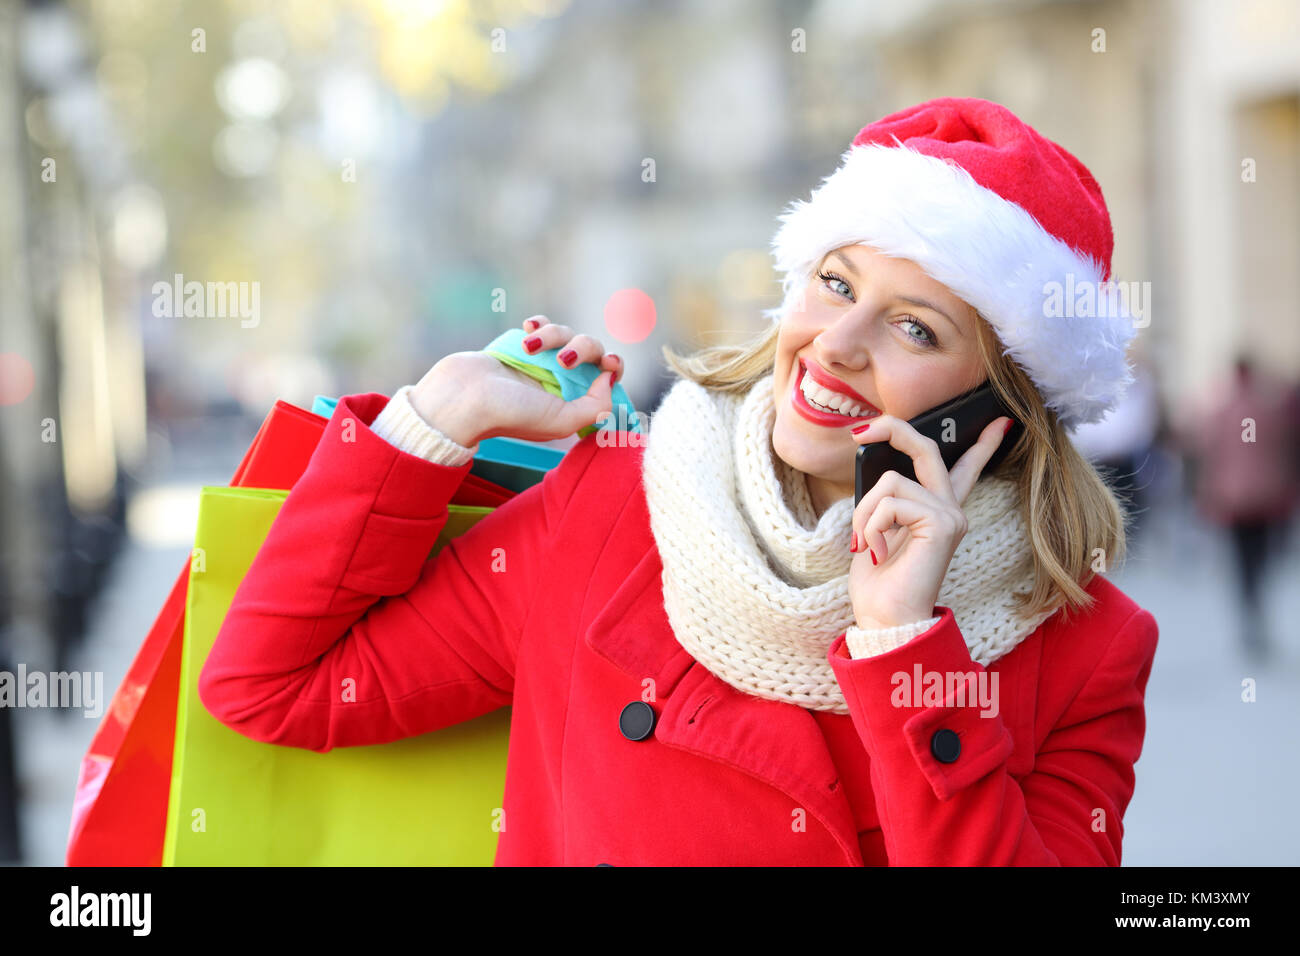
[200,392,1159,866]
[811,708,886,863]
[852,97,1116,279]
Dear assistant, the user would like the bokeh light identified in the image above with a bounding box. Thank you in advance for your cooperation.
[603,288,656,344]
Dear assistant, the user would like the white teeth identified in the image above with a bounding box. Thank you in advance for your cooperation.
[799,370,876,418]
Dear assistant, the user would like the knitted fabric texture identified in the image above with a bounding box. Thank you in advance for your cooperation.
[370,384,480,467]
[641,371,1061,713]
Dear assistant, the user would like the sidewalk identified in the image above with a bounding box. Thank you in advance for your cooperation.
[1113,494,1300,865]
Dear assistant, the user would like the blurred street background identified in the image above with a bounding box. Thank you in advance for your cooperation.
[1,0,1298,865]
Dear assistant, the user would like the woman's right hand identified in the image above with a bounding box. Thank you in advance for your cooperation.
[409,315,625,447]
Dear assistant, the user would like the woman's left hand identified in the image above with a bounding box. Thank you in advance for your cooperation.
[848,415,1015,629]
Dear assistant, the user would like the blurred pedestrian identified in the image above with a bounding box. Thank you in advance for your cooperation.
[1180,355,1300,658]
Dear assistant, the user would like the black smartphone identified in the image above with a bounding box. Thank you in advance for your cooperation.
[855,383,1022,507]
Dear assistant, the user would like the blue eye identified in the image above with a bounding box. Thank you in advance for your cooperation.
[898,318,936,347]
[817,271,852,299]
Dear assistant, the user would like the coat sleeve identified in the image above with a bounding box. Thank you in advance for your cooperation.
[198,391,601,753]
[828,603,1158,865]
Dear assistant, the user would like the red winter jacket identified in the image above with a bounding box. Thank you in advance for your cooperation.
[199,392,1160,866]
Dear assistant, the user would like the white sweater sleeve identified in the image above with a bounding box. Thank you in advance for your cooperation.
[844,616,942,659]
[368,384,480,467]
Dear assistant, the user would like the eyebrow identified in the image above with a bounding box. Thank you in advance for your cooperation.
[827,249,963,337]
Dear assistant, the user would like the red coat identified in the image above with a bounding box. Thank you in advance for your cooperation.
[200,392,1159,866]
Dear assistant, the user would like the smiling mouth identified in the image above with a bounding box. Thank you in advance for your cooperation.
[793,360,881,422]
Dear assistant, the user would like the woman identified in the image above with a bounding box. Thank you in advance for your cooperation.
[200,97,1158,866]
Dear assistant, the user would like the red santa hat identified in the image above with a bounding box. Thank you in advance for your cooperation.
[768,97,1138,430]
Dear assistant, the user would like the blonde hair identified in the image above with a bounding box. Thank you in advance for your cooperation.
[661,312,1130,623]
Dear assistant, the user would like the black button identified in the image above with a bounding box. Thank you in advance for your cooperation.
[619,701,656,741]
[930,728,960,763]
[596,862,614,867]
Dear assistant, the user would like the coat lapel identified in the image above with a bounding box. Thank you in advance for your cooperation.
[583,542,863,864]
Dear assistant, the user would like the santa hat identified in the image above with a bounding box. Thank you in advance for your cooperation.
[768,97,1137,430]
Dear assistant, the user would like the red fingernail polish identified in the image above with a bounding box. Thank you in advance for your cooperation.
[851,423,871,434]
[869,549,877,566]
[524,336,541,352]
[558,349,577,366]
[849,533,858,552]
[524,319,537,331]
[1003,418,1015,435]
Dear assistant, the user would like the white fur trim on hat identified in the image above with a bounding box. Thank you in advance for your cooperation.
[765,144,1137,429]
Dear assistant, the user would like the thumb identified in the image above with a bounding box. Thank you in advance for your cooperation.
[567,370,615,431]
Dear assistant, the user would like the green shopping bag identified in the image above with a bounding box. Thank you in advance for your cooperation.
[163,486,509,865]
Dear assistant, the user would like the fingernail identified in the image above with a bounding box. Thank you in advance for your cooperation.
[1003,418,1015,435]
[558,349,577,367]
[608,355,620,385]
[849,532,858,552]
[869,549,877,566]
[524,319,538,331]
[524,336,541,353]
[851,422,871,434]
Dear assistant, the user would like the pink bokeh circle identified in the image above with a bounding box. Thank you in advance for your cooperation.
[0,353,36,406]
[603,288,656,344]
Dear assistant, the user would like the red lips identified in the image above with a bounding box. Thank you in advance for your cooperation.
[799,359,881,415]
[792,362,878,427]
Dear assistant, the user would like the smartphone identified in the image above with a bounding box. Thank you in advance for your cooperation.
[855,383,1022,507]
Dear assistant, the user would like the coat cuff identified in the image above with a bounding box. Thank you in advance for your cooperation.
[845,616,942,658]
[368,384,479,466]
[327,392,475,521]
[829,606,1015,803]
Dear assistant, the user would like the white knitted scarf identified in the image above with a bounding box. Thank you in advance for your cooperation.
[640,371,1060,713]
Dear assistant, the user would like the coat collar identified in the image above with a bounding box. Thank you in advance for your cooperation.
[583,540,863,864]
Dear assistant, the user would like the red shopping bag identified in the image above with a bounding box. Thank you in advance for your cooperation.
[63,561,189,866]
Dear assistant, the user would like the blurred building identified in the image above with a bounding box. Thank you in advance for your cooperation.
[1162,0,1300,393]
[2,0,150,861]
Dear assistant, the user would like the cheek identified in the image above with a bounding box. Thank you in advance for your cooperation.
[865,359,913,414]
[776,305,820,357]
[773,328,799,382]
[878,365,953,419]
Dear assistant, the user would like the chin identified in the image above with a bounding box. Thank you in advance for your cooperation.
[772,414,848,478]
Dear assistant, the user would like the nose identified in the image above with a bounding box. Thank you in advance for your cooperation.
[812,299,878,372]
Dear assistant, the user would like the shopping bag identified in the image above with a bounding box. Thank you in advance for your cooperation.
[64,563,186,867]
[162,486,510,865]
[469,438,564,494]
[66,399,336,866]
